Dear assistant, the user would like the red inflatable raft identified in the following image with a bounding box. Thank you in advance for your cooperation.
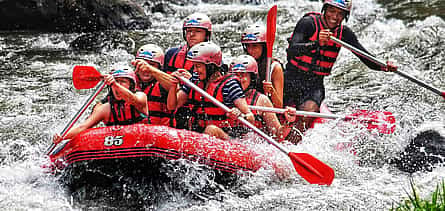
[48,103,332,180]
[49,124,275,175]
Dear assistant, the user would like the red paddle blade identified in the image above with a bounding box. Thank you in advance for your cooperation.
[72,65,102,89]
[349,110,396,134]
[266,5,277,58]
[288,152,335,185]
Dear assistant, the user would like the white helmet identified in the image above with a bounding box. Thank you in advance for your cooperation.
[186,41,222,67]
[229,55,258,75]
[135,44,164,66]
[241,24,267,44]
[182,13,212,41]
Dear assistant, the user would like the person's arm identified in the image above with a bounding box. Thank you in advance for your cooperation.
[287,16,319,59]
[223,79,255,123]
[255,95,295,140]
[103,74,148,115]
[132,59,176,91]
[166,85,177,111]
[341,27,382,71]
[53,103,109,143]
[170,69,193,109]
[268,63,284,108]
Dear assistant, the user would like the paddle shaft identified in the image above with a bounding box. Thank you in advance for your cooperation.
[179,77,290,155]
[330,36,445,99]
[46,81,106,155]
[266,57,272,82]
[61,81,106,137]
[249,105,345,119]
[249,105,387,124]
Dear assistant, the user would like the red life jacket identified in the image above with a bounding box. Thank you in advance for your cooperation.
[144,81,175,127]
[190,74,239,129]
[167,45,194,74]
[106,96,148,126]
[167,44,195,117]
[288,12,344,76]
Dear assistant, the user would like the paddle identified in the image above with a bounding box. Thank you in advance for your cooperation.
[329,36,445,101]
[178,76,334,185]
[266,5,277,82]
[46,66,105,155]
[249,105,396,134]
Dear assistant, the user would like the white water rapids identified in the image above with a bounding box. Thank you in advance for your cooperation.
[0,0,444,210]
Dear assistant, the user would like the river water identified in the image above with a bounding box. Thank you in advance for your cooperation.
[0,0,444,210]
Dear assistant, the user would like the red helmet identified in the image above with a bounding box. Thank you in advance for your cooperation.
[136,44,164,66]
[186,41,222,67]
[229,55,258,75]
[111,66,137,85]
[241,24,267,44]
[323,0,352,12]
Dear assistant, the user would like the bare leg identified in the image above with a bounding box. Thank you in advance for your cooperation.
[297,100,320,129]
[204,125,230,140]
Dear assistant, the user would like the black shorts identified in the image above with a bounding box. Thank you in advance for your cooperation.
[283,69,325,108]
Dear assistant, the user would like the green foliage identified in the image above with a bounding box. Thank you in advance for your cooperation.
[391,179,445,211]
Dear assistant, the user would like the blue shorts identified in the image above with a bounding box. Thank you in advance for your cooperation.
[283,70,325,108]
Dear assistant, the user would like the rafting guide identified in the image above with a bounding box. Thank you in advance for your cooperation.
[284,0,398,139]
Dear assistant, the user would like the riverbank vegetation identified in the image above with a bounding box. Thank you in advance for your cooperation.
[391,179,445,210]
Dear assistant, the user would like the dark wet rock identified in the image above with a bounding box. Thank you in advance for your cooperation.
[391,130,445,173]
[201,0,266,5]
[140,0,175,14]
[0,0,151,32]
[70,31,135,52]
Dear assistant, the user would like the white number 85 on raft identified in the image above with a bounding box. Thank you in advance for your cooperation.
[104,135,124,146]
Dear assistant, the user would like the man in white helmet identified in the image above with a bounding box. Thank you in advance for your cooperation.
[134,44,176,127]
[164,12,213,130]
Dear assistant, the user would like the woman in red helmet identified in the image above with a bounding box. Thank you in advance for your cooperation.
[241,24,284,108]
[284,0,397,135]
[169,42,255,140]
[53,67,148,144]
[229,55,297,141]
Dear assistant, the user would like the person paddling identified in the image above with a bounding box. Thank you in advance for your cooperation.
[229,55,297,140]
[241,24,284,108]
[169,42,255,140]
[53,67,148,144]
[163,12,213,130]
[284,0,398,138]
[135,44,176,127]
